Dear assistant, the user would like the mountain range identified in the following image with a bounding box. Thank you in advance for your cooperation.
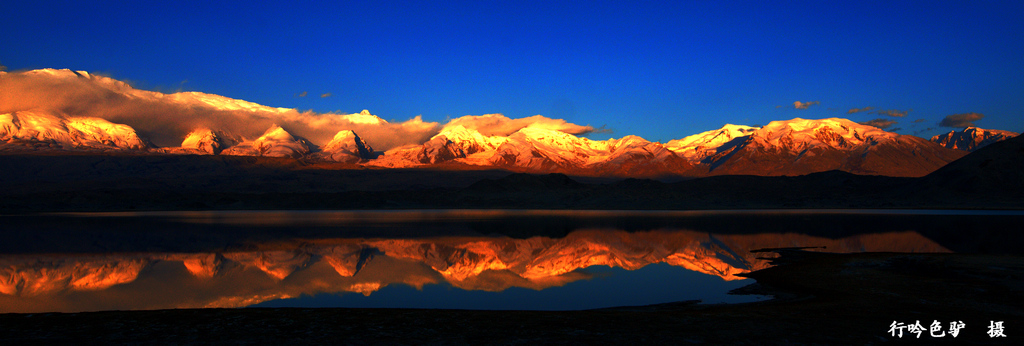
[930,127,1019,151]
[1,68,1019,178]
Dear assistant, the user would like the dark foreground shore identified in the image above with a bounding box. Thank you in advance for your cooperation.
[2,250,1020,345]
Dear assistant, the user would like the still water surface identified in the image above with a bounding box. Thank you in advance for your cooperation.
[2,210,1019,313]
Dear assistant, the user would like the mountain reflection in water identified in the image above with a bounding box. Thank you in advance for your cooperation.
[0,228,947,313]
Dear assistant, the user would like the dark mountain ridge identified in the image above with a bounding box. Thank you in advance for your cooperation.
[0,134,1019,212]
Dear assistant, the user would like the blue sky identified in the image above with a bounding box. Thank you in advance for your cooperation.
[2,0,1022,142]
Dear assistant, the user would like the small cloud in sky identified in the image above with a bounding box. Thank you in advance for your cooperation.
[859,118,898,130]
[914,127,937,135]
[913,118,926,123]
[591,124,613,135]
[890,127,902,132]
[876,109,909,117]
[847,106,874,114]
[297,91,308,98]
[173,80,189,93]
[793,101,820,109]
[775,105,783,109]
[320,92,332,98]
[939,113,984,127]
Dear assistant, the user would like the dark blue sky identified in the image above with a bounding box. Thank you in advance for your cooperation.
[2,0,1021,141]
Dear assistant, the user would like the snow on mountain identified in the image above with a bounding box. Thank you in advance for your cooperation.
[220,125,312,158]
[180,128,225,154]
[599,135,695,177]
[695,118,965,177]
[371,125,508,166]
[666,124,759,162]
[745,118,896,152]
[436,125,508,155]
[484,128,692,176]
[156,128,244,155]
[372,125,692,176]
[930,127,1019,151]
[5,69,420,150]
[0,68,992,177]
[340,110,388,125]
[489,127,619,171]
[1,110,148,150]
[316,130,375,163]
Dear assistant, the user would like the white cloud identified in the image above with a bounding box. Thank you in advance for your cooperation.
[441,113,595,136]
[0,69,440,150]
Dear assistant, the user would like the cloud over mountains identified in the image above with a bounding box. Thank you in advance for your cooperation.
[2,69,1013,179]
[0,69,448,149]
[0,69,602,151]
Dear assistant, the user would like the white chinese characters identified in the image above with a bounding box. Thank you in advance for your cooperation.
[988,321,1007,338]
[890,320,1007,338]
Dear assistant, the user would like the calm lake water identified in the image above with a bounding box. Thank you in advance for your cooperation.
[1,210,1021,313]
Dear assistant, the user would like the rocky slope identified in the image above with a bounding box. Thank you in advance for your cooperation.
[930,127,1019,151]
[691,118,967,177]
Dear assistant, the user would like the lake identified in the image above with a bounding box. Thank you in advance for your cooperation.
[1,209,1020,313]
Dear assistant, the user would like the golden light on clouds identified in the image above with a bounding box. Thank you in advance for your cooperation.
[793,101,820,109]
[0,69,606,151]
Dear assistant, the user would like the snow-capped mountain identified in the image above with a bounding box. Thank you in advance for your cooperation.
[181,129,222,154]
[0,68,998,178]
[2,68,399,149]
[930,127,1019,151]
[686,118,966,177]
[374,125,693,177]
[374,118,966,177]
[373,125,508,166]
[1,110,148,150]
[220,125,312,158]
[341,109,388,125]
[488,127,692,176]
[666,124,759,162]
[373,125,504,166]
[315,130,375,163]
